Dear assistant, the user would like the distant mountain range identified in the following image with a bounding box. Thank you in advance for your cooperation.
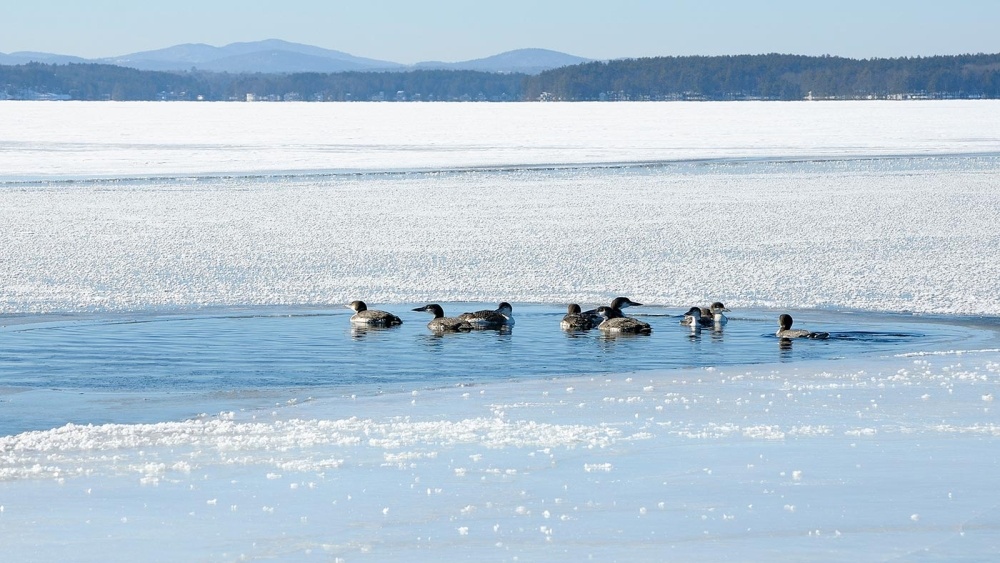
[0,39,592,75]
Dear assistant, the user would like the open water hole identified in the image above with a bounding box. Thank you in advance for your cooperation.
[1,303,993,435]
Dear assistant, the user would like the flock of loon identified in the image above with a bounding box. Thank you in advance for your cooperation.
[347,298,830,340]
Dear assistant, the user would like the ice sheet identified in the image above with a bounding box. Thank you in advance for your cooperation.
[2,353,999,561]
[1,157,998,316]
[1,100,999,180]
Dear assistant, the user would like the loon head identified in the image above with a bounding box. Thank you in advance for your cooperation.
[595,306,622,320]
[496,302,513,316]
[778,314,794,330]
[567,303,582,314]
[347,300,368,313]
[710,302,730,313]
[610,297,642,310]
[413,304,445,318]
[685,306,703,319]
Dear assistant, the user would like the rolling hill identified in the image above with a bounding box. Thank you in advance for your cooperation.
[2,40,590,74]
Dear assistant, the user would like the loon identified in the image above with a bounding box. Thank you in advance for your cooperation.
[412,304,473,332]
[560,303,594,331]
[583,297,643,324]
[594,306,652,335]
[680,306,714,328]
[708,302,730,325]
[775,314,829,339]
[346,300,402,327]
[458,302,515,329]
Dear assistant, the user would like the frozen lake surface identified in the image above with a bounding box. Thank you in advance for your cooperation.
[3,100,999,181]
[2,101,1000,561]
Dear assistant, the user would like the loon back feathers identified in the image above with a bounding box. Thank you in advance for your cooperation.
[459,301,515,329]
[598,316,653,334]
[595,306,652,334]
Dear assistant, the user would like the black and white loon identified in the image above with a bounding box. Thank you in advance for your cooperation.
[412,304,473,332]
[458,302,514,329]
[707,302,730,325]
[594,305,652,335]
[346,300,402,327]
[680,306,714,328]
[560,303,594,331]
[583,297,643,325]
[775,314,829,339]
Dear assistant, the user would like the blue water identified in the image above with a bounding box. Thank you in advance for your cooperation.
[1,303,994,435]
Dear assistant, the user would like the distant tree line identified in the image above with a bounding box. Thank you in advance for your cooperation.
[524,53,1000,101]
[229,70,523,101]
[3,53,1000,102]
[0,63,524,101]
[0,63,205,101]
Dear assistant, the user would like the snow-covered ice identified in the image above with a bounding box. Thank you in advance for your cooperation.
[2,156,999,315]
[2,101,1000,561]
[3,354,1000,561]
[2,100,999,181]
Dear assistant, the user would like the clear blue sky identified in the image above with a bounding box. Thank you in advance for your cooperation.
[4,0,998,63]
